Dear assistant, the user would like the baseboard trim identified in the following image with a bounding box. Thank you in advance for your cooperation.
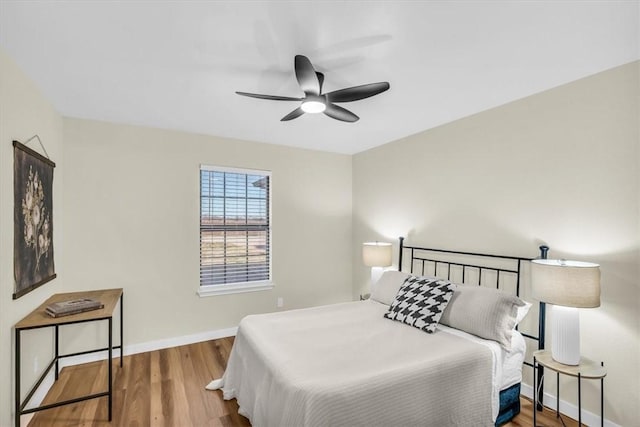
[121,326,238,358]
[57,326,239,367]
[520,383,619,427]
[20,326,238,425]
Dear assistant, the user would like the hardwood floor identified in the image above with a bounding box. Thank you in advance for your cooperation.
[29,337,579,426]
[509,397,579,427]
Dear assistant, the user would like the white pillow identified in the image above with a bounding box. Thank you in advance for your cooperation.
[370,271,410,305]
[515,301,532,326]
[439,284,526,350]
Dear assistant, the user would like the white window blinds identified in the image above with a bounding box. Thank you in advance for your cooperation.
[200,166,271,287]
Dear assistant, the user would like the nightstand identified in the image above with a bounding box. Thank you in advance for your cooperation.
[533,350,606,427]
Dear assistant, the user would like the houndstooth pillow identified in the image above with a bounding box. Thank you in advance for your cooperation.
[384,276,456,333]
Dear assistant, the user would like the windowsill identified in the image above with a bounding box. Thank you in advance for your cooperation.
[197,281,274,297]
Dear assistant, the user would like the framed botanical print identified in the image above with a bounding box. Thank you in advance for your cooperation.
[13,140,56,299]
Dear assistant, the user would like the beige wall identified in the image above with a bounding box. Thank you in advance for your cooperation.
[60,118,353,348]
[0,49,65,427]
[353,61,639,426]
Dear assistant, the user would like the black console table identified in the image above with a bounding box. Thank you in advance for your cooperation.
[14,288,123,426]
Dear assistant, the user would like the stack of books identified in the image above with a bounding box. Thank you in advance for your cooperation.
[45,298,104,318]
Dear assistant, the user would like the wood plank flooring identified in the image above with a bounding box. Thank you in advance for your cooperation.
[29,337,579,426]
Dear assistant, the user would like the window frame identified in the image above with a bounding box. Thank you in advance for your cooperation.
[197,164,273,297]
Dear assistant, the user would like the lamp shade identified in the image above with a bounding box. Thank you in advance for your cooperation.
[362,242,392,267]
[531,259,601,308]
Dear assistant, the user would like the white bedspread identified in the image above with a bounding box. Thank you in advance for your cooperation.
[208,300,499,426]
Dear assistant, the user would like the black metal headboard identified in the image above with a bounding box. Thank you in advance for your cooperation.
[398,236,548,408]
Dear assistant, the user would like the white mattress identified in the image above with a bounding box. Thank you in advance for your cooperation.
[436,324,525,391]
[502,328,526,389]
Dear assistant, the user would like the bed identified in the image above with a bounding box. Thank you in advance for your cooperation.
[208,239,546,426]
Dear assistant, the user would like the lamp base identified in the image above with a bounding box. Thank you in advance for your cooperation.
[370,267,384,293]
[551,305,581,365]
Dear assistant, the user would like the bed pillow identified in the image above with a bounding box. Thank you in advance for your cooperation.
[515,301,533,326]
[371,270,411,305]
[439,284,526,350]
[384,276,455,333]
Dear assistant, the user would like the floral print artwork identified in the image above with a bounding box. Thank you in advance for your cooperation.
[13,141,56,299]
[21,166,52,271]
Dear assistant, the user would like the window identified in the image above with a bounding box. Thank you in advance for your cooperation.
[199,165,272,296]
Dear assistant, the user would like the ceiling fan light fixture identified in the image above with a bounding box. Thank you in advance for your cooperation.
[301,101,326,113]
[301,95,326,114]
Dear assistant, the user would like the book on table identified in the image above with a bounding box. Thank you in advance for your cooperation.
[45,298,104,318]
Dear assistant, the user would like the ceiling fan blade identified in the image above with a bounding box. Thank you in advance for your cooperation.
[324,103,359,122]
[236,91,301,101]
[281,107,305,121]
[294,55,320,95]
[316,72,325,93]
[325,82,390,103]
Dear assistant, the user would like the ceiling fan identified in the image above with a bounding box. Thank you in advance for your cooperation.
[236,55,390,123]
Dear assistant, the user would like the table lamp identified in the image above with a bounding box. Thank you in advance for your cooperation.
[531,259,601,365]
[363,242,392,291]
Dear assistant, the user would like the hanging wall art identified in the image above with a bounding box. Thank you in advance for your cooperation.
[13,139,56,299]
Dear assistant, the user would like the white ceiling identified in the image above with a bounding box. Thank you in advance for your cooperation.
[1,1,638,154]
